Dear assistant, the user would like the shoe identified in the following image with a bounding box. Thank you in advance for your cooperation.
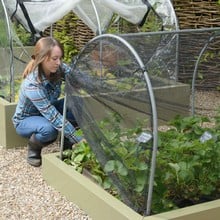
[27,135,43,167]
[27,134,57,167]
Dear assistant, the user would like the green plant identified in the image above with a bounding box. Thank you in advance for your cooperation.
[152,114,220,213]
[52,13,78,63]
[0,75,22,101]
[13,23,33,46]
[63,111,220,214]
[63,140,112,189]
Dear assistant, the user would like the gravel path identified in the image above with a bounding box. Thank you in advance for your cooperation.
[0,145,92,220]
[0,90,219,220]
[194,90,220,117]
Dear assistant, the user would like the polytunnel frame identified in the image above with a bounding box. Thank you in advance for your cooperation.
[1,0,15,102]
[60,0,176,216]
[191,30,220,115]
[60,33,159,216]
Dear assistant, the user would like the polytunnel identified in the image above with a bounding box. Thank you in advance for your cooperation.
[0,0,31,102]
[1,0,220,217]
[63,26,220,216]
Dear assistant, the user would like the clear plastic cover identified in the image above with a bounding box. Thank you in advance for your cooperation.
[5,0,177,34]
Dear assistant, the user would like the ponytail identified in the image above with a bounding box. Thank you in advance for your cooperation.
[22,59,35,78]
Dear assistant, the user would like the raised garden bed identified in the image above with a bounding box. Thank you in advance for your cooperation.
[0,97,27,148]
[43,109,220,219]
[42,152,220,220]
[0,46,33,148]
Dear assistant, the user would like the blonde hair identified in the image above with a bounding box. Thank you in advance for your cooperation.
[22,37,64,79]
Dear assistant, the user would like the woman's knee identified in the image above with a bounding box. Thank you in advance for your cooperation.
[37,124,58,142]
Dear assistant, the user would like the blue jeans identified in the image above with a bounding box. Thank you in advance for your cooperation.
[15,99,77,143]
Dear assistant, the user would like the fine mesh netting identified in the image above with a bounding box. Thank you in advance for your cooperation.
[65,29,220,215]
[66,35,154,213]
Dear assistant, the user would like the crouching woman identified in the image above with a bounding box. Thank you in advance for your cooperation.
[12,37,81,167]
